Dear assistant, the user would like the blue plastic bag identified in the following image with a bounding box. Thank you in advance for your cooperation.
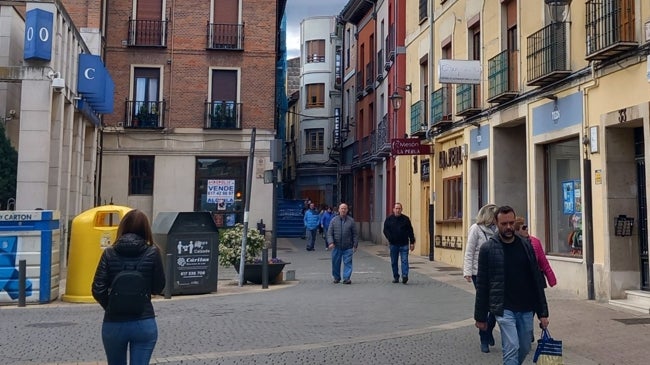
[533,328,563,364]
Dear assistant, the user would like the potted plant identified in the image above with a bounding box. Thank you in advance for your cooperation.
[218,223,288,284]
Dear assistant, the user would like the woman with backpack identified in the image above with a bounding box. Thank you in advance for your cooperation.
[92,209,166,365]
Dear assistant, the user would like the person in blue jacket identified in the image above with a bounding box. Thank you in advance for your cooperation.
[320,206,335,248]
[303,202,320,251]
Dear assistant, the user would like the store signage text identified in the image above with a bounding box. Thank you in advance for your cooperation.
[438,146,463,169]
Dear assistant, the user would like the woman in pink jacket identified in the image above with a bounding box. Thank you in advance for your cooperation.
[514,217,557,287]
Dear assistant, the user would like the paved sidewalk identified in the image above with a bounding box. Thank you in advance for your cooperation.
[360,240,650,365]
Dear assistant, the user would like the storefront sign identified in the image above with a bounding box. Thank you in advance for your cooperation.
[391,138,431,155]
[438,146,463,168]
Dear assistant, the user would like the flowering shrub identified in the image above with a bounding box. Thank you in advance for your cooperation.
[218,224,267,267]
[253,257,285,264]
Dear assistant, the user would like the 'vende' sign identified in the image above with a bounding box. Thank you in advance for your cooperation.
[391,138,431,155]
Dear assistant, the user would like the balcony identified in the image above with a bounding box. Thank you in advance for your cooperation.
[585,0,637,61]
[355,71,365,99]
[376,114,391,156]
[376,50,384,82]
[365,63,375,93]
[205,101,242,129]
[207,23,244,50]
[527,22,571,87]
[487,50,518,104]
[127,19,168,47]
[431,87,452,126]
[125,100,165,128]
[410,100,427,137]
[386,25,395,62]
[456,84,481,117]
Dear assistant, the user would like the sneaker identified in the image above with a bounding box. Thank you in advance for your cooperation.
[402,276,408,284]
[392,277,399,283]
[480,343,489,353]
[333,279,340,284]
[342,279,351,284]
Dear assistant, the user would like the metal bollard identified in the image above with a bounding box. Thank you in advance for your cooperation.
[18,260,26,307]
[262,248,269,289]
[164,253,173,299]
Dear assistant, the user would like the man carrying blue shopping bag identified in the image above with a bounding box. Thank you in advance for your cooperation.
[533,328,563,365]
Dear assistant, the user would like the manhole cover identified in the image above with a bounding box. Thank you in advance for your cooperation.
[613,318,650,325]
[26,322,76,328]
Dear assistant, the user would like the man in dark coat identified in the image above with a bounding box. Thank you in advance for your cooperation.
[383,202,416,284]
[474,205,549,365]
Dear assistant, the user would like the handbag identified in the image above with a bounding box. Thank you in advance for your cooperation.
[533,328,563,364]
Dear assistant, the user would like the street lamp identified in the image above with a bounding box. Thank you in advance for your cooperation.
[389,83,412,111]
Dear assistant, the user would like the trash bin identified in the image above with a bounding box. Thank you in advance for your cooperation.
[62,205,132,303]
[0,210,60,304]
[152,212,219,295]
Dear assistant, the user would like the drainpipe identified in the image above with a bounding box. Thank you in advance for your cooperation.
[582,61,598,300]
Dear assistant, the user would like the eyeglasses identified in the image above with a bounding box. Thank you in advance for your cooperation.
[521,225,528,230]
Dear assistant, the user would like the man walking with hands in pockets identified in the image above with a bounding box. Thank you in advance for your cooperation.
[383,202,416,284]
[327,203,358,284]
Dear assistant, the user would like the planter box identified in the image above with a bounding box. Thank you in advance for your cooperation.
[234,263,288,284]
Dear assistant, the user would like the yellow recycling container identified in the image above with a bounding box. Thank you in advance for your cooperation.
[62,205,132,303]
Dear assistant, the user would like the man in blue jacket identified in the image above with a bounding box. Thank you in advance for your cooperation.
[474,205,549,365]
[326,203,358,284]
[303,202,320,251]
[383,202,416,284]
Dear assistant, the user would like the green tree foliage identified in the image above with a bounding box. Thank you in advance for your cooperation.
[0,123,18,209]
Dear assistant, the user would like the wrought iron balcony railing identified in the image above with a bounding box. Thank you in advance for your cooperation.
[386,25,395,62]
[410,100,426,136]
[376,114,390,156]
[456,84,481,117]
[585,0,637,60]
[365,62,375,92]
[125,100,165,128]
[205,101,242,129]
[487,49,518,104]
[127,19,168,47]
[355,71,365,99]
[527,22,571,87]
[207,23,244,50]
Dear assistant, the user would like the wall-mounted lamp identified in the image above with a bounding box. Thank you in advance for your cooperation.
[389,83,412,111]
[545,0,571,23]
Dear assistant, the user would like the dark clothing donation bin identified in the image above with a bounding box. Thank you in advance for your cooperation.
[152,212,219,295]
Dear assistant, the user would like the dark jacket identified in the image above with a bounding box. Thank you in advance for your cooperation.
[474,234,548,321]
[383,214,415,246]
[92,233,166,322]
[326,215,358,250]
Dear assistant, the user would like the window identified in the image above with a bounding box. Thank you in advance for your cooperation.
[441,41,453,119]
[131,67,161,128]
[129,156,154,195]
[306,39,325,63]
[209,0,243,49]
[546,139,581,256]
[130,0,165,46]
[443,175,462,220]
[209,69,240,128]
[195,157,247,227]
[419,0,428,23]
[305,129,324,154]
[306,83,325,108]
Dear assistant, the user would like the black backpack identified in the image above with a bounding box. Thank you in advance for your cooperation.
[107,251,150,316]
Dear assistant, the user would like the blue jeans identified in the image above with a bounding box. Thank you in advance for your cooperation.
[331,247,354,280]
[306,228,317,250]
[495,310,534,365]
[102,317,158,365]
[389,244,409,278]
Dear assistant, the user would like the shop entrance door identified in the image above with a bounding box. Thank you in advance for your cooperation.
[634,127,649,291]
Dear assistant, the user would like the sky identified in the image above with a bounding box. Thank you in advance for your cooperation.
[285,0,349,58]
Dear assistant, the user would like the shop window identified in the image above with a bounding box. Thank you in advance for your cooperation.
[443,175,463,220]
[195,157,246,227]
[546,139,582,256]
[129,156,154,195]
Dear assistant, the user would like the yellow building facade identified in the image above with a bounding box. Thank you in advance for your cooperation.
[401,0,650,304]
